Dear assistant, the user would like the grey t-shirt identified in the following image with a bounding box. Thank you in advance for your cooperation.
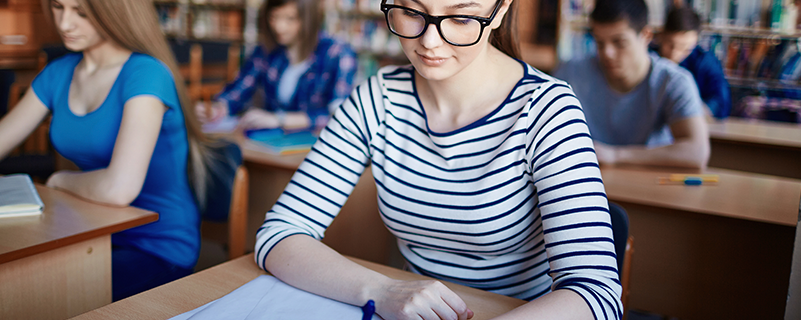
[553,54,703,147]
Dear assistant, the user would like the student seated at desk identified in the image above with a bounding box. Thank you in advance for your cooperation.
[553,0,710,169]
[0,0,214,301]
[653,7,731,119]
[256,0,622,319]
[197,0,357,131]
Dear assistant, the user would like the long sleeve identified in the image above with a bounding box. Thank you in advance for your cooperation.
[215,46,268,115]
[696,56,731,119]
[526,81,623,319]
[254,77,378,269]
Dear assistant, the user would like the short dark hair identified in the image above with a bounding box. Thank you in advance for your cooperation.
[590,0,649,33]
[663,7,701,33]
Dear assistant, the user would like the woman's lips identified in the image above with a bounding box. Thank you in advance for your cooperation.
[417,53,447,66]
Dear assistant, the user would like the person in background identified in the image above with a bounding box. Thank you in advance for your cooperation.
[655,6,731,119]
[197,0,357,131]
[554,0,710,169]
[255,0,622,319]
[0,0,213,301]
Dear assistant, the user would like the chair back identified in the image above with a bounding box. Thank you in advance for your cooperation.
[200,141,249,260]
[608,201,633,314]
[608,202,629,273]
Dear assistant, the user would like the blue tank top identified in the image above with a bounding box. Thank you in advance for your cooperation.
[32,52,200,268]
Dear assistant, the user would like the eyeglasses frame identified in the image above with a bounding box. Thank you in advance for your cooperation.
[380,0,503,47]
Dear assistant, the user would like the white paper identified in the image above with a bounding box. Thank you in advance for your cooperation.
[202,116,240,134]
[170,275,380,320]
[0,174,44,216]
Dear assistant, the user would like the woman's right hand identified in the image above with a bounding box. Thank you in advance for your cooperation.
[194,100,228,124]
[374,279,473,320]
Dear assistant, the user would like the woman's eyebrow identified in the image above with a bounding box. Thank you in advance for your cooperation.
[406,0,483,11]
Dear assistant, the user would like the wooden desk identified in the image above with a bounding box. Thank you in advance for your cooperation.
[72,253,526,320]
[239,138,397,267]
[602,166,801,320]
[708,117,801,179]
[0,185,158,320]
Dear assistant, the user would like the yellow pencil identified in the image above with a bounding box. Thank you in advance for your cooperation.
[668,174,719,183]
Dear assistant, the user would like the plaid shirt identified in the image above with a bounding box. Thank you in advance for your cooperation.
[216,35,357,122]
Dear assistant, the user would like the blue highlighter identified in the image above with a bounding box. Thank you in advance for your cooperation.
[361,300,375,320]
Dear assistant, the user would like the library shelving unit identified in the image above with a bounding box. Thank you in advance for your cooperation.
[557,0,801,122]
[322,0,407,84]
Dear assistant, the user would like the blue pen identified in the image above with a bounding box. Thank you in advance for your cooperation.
[361,300,375,320]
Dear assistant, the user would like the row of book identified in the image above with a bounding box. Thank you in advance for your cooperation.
[326,0,383,14]
[700,33,801,86]
[689,0,799,31]
[324,12,406,84]
[157,5,243,40]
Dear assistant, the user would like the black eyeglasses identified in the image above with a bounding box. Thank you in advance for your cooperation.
[380,0,503,47]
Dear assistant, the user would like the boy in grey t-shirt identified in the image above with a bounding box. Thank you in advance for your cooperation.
[553,0,710,169]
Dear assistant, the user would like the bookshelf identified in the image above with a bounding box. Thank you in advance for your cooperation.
[154,0,258,44]
[557,0,801,122]
[323,0,407,84]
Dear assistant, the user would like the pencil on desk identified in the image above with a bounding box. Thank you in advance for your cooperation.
[658,177,718,185]
[668,174,719,183]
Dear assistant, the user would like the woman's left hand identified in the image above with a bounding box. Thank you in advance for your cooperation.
[593,141,618,166]
[238,108,280,130]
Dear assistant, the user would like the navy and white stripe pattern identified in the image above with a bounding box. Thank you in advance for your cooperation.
[255,63,622,319]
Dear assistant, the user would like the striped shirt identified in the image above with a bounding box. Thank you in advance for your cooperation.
[255,62,622,319]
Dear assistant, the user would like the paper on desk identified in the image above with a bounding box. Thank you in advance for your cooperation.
[202,116,239,134]
[170,275,379,320]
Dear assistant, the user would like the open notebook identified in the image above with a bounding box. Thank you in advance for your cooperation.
[170,275,379,320]
[0,174,44,218]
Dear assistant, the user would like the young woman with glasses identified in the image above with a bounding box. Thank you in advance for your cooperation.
[255,0,622,319]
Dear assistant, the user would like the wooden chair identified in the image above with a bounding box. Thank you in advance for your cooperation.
[609,202,634,318]
[200,143,249,260]
[175,41,241,103]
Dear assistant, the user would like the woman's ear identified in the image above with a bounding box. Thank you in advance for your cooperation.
[490,0,513,30]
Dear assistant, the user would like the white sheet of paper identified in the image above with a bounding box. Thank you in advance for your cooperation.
[170,275,379,320]
[202,116,239,134]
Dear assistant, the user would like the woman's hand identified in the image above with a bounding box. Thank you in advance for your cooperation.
[374,279,473,320]
[593,141,618,166]
[194,100,228,124]
[238,108,280,130]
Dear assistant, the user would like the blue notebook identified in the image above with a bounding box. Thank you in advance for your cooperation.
[245,128,318,155]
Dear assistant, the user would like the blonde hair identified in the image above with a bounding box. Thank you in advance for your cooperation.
[41,0,213,203]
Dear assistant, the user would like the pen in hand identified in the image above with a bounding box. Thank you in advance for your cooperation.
[361,299,375,320]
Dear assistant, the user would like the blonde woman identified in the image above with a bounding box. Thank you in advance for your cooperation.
[0,0,211,300]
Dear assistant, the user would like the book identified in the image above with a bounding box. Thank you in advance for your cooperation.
[246,128,318,155]
[0,174,44,218]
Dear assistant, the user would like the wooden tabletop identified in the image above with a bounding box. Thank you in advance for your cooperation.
[239,135,801,227]
[0,185,158,264]
[73,253,526,320]
[708,117,801,149]
[601,166,801,226]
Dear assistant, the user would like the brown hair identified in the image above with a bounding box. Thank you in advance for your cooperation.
[41,0,213,202]
[490,0,520,60]
[259,0,323,61]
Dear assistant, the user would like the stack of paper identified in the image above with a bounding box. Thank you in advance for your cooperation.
[171,275,379,320]
[0,174,44,218]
